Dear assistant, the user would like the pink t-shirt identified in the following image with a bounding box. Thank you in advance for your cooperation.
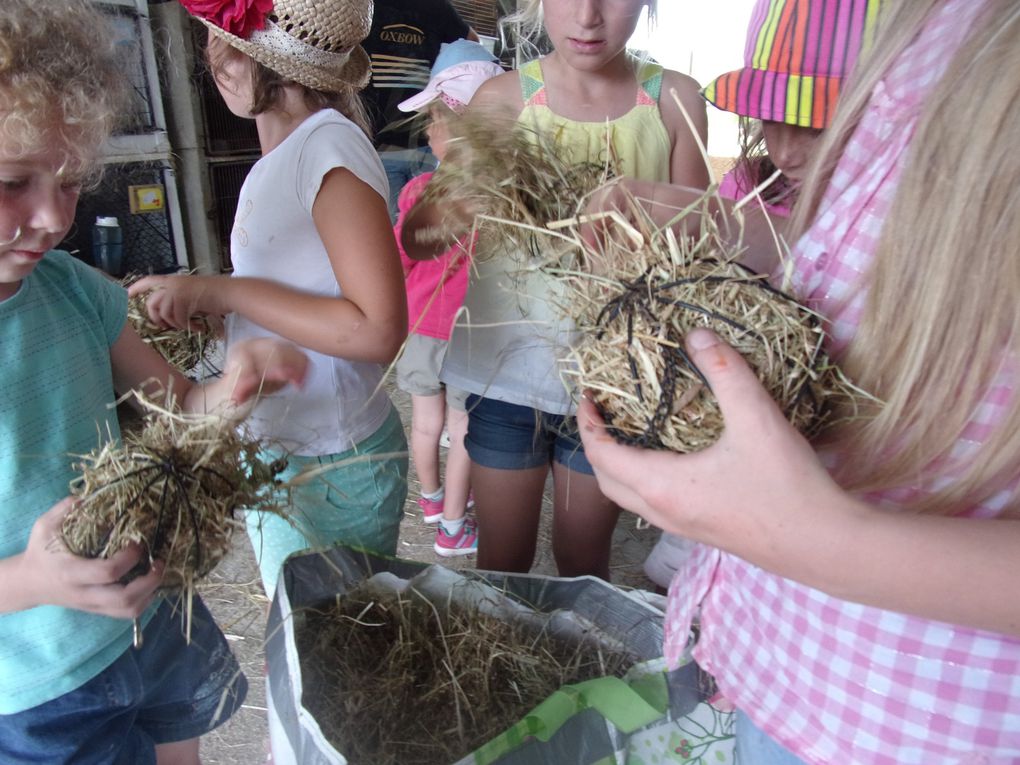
[665,1,1020,762]
[394,172,470,340]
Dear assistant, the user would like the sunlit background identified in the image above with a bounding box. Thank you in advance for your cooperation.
[630,1,758,157]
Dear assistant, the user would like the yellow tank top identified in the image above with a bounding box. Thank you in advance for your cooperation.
[515,57,672,183]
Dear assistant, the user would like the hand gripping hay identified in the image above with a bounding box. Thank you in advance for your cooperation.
[124,274,216,376]
[61,393,286,591]
[556,187,868,453]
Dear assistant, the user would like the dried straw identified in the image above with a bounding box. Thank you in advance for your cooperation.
[124,274,215,375]
[418,110,615,263]
[412,93,870,450]
[61,393,286,591]
[553,187,869,452]
[297,586,635,765]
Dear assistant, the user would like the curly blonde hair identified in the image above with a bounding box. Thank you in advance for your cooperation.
[0,0,124,180]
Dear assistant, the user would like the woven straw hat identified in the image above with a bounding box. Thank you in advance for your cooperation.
[702,0,882,129]
[195,0,373,92]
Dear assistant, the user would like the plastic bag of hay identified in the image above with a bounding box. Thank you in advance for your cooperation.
[265,546,734,765]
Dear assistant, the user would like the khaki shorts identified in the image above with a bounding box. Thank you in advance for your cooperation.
[396,333,468,411]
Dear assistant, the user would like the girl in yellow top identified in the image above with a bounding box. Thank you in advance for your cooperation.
[406,0,709,579]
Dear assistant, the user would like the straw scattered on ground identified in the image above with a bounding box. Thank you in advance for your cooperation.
[297,586,636,765]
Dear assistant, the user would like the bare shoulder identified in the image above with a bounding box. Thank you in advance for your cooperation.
[658,67,708,136]
[467,69,524,117]
[660,68,705,110]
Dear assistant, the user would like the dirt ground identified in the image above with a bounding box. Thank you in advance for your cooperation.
[198,380,660,764]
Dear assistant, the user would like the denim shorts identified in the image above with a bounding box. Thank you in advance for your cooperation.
[464,394,594,474]
[0,595,246,765]
[736,709,808,765]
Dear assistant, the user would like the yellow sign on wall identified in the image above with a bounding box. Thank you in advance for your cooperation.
[128,184,165,214]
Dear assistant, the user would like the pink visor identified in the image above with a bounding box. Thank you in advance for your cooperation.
[398,60,505,114]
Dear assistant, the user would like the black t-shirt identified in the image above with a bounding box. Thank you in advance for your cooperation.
[361,0,471,149]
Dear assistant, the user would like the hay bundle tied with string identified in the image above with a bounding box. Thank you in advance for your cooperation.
[552,187,869,453]
[296,582,636,765]
[61,392,285,591]
[124,274,216,375]
[417,109,615,263]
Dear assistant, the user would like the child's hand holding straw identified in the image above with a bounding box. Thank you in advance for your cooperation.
[578,327,839,554]
[11,497,163,619]
[129,273,224,333]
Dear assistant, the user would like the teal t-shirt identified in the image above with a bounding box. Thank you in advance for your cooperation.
[0,250,141,714]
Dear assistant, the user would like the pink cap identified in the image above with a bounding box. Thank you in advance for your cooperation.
[398,59,504,114]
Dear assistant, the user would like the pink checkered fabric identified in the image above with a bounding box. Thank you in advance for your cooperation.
[664,1,1020,762]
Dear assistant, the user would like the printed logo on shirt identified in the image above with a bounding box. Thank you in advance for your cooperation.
[379,23,425,46]
[369,52,431,89]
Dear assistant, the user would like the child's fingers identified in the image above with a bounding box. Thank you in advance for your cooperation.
[682,328,786,434]
[224,340,309,404]
[126,275,159,297]
[36,496,76,532]
[577,396,661,517]
[74,559,164,619]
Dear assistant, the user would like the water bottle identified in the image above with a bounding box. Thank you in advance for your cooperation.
[92,216,124,276]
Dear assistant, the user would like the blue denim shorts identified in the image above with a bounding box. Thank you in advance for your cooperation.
[464,394,594,474]
[0,595,246,765]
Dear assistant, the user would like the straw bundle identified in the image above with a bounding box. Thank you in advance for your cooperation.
[418,110,614,263]
[556,189,865,452]
[124,275,214,375]
[298,586,635,765]
[61,394,285,590]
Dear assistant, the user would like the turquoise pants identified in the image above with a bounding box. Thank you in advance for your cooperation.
[245,407,408,597]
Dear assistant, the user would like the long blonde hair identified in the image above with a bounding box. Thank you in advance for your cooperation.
[792,0,1020,518]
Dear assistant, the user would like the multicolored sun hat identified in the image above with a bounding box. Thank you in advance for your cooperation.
[703,0,883,129]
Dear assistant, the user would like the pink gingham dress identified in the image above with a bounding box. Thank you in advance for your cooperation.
[664,1,1020,763]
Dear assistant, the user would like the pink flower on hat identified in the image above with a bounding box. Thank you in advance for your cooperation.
[180,0,273,39]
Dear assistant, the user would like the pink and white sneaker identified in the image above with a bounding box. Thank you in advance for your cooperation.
[418,495,444,524]
[434,518,478,557]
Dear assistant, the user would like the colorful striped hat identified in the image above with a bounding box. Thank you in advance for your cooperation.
[703,0,882,129]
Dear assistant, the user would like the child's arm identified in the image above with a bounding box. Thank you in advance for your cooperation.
[109,326,308,419]
[130,170,407,364]
[579,329,1020,638]
[0,328,307,618]
[660,70,711,189]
